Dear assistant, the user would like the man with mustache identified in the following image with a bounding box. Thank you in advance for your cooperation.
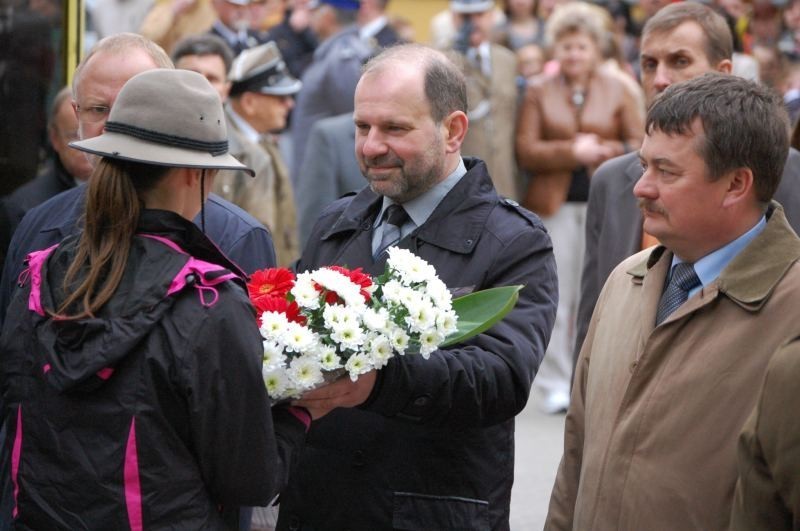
[277,43,558,530]
[573,2,800,373]
[546,72,800,529]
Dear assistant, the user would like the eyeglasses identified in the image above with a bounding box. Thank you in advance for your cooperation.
[75,104,110,123]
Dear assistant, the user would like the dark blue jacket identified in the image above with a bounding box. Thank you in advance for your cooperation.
[0,185,276,330]
[277,158,558,531]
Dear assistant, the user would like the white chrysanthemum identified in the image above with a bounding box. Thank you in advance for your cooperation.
[288,357,324,389]
[390,328,410,354]
[345,353,373,381]
[367,335,393,368]
[311,268,366,308]
[405,299,436,332]
[427,277,452,308]
[381,279,404,304]
[263,369,290,399]
[330,322,365,350]
[362,307,390,332]
[323,303,360,329]
[398,286,425,309]
[388,247,437,285]
[262,340,287,372]
[419,330,444,359]
[291,273,321,309]
[283,322,316,353]
[436,309,459,337]
[317,345,342,370]
[259,311,289,339]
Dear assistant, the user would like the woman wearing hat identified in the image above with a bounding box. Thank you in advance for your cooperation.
[0,69,310,528]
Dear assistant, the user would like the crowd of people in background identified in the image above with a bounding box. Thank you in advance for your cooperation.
[3,0,800,529]
[8,0,800,415]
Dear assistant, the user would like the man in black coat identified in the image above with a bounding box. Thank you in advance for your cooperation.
[278,44,558,531]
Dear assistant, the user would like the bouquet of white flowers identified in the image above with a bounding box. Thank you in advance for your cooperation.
[248,247,519,401]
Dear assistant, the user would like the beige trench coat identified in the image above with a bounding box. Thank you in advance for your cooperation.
[546,204,800,531]
[730,335,800,531]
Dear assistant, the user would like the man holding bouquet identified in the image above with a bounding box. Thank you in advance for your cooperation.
[277,43,558,531]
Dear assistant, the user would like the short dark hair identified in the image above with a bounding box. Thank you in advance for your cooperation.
[362,44,467,123]
[171,34,235,74]
[643,2,733,66]
[646,72,789,203]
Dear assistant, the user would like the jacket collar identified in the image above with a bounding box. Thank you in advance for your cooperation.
[138,209,247,279]
[627,202,800,309]
[321,157,496,254]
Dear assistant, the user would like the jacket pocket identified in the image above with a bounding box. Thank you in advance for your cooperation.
[392,491,490,531]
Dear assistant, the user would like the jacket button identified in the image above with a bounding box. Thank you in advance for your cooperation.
[353,449,365,468]
[360,221,371,230]
[413,396,430,407]
[288,516,300,531]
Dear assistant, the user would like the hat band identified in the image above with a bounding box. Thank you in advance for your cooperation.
[104,121,229,156]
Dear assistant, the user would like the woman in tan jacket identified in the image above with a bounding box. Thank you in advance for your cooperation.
[516,1,644,413]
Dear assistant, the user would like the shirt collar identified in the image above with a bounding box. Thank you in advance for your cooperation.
[672,215,767,298]
[226,105,262,145]
[360,16,387,40]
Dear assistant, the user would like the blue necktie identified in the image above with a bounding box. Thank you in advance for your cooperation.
[655,262,701,325]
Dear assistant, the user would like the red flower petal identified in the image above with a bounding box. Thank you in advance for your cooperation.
[248,268,295,306]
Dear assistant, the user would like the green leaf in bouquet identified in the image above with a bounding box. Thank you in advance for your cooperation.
[440,285,523,348]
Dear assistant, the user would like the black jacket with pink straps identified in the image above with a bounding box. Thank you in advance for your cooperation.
[0,209,304,530]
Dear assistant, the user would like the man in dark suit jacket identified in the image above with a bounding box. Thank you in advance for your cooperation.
[574,1,800,370]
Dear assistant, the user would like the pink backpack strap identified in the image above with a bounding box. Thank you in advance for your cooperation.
[24,244,59,316]
[138,234,239,308]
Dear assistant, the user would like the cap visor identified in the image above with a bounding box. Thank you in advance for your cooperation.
[70,133,255,177]
[258,78,303,96]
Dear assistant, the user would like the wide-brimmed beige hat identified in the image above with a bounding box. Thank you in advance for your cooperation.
[70,69,254,176]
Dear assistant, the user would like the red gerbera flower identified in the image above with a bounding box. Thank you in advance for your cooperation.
[248,268,295,307]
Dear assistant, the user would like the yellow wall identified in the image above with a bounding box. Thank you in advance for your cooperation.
[387,0,450,45]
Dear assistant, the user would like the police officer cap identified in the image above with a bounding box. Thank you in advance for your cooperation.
[308,0,361,9]
[228,42,302,97]
[451,0,495,13]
